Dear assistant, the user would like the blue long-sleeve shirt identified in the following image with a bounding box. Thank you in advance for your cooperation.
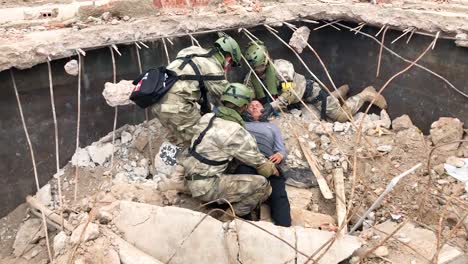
[245,122,288,160]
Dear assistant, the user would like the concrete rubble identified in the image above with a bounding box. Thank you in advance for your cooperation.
[102,80,135,107]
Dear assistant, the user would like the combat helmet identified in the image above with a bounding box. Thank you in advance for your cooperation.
[245,40,269,67]
[221,83,253,107]
[214,33,242,67]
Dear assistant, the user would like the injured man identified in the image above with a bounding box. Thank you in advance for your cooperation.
[235,99,292,227]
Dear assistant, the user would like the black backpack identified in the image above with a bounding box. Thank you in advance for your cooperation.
[129,51,225,112]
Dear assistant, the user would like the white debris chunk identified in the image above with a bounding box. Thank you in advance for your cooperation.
[377,145,393,153]
[392,114,414,131]
[87,143,114,166]
[53,231,69,256]
[373,246,389,257]
[289,26,311,53]
[64,59,79,76]
[13,219,44,257]
[70,223,99,244]
[102,80,135,107]
[36,183,52,206]
[71,147,93,167]
[121,131,133,144]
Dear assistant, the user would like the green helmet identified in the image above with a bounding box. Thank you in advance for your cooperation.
[221,83,253,108]
[245,40,268,67]
[214,33,241,67]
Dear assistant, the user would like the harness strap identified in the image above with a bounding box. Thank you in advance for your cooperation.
[309,89,329,120]
[174,52,225,114]
[189,115,229,166]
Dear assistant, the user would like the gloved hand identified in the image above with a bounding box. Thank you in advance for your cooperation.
[256,160,280,177]
[259,103,274,122]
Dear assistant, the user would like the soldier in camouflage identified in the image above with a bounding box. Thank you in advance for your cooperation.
[151,33,242,146]
[183,83,280,217]
[244,41,388,122]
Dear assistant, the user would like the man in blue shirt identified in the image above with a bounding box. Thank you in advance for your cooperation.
[236,100,291,227]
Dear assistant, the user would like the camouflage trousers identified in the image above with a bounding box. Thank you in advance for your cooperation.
[312,95,363,122]
[189,174,272,217]
[151,92,200,146]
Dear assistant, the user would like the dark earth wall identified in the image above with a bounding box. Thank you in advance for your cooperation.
[0,22,467,217]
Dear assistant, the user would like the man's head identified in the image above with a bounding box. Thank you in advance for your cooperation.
[214,33,242,69]
[247,100,264,121]
[221,83,253,113]
[245,41,269,77]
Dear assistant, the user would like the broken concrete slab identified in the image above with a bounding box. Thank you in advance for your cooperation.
[296,225,362,263]
[13,218,44,257]
[230,219,296,263]
[113,201,229,264]
[372,221,464,264]
[286,186,312,210]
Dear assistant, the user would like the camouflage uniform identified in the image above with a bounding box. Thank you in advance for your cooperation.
[273,59,386,122]
[151,46,229,145]
[183,113,272,216]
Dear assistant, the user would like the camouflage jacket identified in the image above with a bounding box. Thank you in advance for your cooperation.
[183,113,268,196]
[166,46,229,105]
[272,59,307,109]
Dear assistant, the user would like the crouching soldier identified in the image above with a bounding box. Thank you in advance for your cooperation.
[183,83,280,217]
[150,33,242,146]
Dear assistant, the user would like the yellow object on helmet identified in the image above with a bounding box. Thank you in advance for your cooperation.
[280,81,294,92]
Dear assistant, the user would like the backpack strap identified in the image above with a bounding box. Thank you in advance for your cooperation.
[309,89,329,120]
[175,51,225,114]
[189,115,229,166]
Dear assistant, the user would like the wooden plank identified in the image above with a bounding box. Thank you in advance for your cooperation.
[298,142,334,199]
[333,168,347,235]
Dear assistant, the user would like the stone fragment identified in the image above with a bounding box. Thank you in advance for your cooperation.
[13,218,44,257]
[446,156,465,168]
[122,15,130,21]
[71,147,93,167]
[64,59,79,76]
[320,135,331,146]
[430,117,464,151]
[375,109,391,129]
[315,122,333,135]
[70,223,100,244]
[87,143,114,166]
[133,131,149,152]
[36,183,52,206]
[121,131,132,144]
[101,11,112,21]
[289,26,311,53]
[392,114,413,131]
[102,80,135,107]
[377,145,393,153]
[111,19,119,25]
[333,122,347,132]
[433,164,445,175]
[373,246,389,257]
[53,231,69,256]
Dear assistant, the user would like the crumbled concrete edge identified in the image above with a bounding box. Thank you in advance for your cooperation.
[1,1,467,71]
